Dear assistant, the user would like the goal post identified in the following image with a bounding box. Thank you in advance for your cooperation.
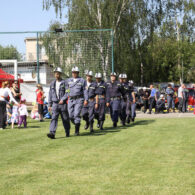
[0,59,18,80]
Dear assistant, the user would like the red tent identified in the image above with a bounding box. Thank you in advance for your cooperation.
[0,68,15,80]
[0,68,23,87]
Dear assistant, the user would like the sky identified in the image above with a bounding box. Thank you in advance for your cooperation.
[0,0,67,54]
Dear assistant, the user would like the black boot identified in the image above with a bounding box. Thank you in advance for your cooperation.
[113,122,117,128]
[47,133,55,139]
[97,120,100,128]
[75,124,80,136]
[84,121,89,130]
[100,121,104,130]
[122,121,126,126]
[90,122,94,133]
[126,116,130,124]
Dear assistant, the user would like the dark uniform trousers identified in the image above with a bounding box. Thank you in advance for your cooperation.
[95,98,105,121]
[149,97,155,112]
[110,99,121,123]
[68,98,84,125]
[50,103,70,135]
[120,98,127,122]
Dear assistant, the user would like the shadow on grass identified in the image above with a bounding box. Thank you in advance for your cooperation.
[52,119,156,139]
[129,119,155,127]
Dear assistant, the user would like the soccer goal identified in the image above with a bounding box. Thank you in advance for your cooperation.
[0,59,18,80]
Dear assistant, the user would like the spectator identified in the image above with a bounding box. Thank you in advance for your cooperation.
[36,85,45,122]
[11,102,19,129]
[148,85,157,114]
[182,85,189,113]
[0,81,18,130]
[18,98,28,128]
[178,84,184,113]
[142,87,149,113]
[155,94,166,114]
[11,81,22,103]
[193,84,195,115]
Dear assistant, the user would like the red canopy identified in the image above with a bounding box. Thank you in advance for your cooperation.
[0,68,15,80]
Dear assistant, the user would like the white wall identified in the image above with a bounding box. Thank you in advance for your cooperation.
[20,83,50,103]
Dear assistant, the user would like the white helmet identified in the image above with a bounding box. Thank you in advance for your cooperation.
[84,70,89,75]
[129,80,134,84]
[119,74,123,78]
[160,94,164,99]
[110,72,117,76]
[143,87,147,90]
[72,66,79,72]
[86,70,93,77]
[54,67,63,73]
[123,74,127,79]
[95,73,102,78]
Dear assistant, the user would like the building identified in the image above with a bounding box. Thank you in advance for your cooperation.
[0,37,54,85]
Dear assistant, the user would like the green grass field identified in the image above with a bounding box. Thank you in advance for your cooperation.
[0,116,194,195]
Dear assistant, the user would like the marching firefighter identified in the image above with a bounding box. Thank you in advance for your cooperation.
[94,73,107,130]
[67,66,88,136]
[47,67,70,139]
[106,72,123,128]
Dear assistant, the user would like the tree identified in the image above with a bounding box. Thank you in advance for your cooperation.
[0,45,21,60]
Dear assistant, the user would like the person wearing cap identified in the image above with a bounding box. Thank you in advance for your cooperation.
[141,87,149,113]
[94,72,107,130]
[47,67,70,139]
[118,74,127,126]
[67,66,88,136]
[155,94,166,113]
[106,72,123,128]
[122,74,131,124]
[81,70,97,133]
[166,84,175,113]
[148,84,157,114]
[128,80,136,122]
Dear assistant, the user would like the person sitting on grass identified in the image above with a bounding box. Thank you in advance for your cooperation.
[155,94,166,114]
[11,102,19,129]
[18,98,28,128]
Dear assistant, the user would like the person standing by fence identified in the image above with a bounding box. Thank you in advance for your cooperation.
[36,85,45,122]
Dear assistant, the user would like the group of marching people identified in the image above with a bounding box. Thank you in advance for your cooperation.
[47,67,136,139]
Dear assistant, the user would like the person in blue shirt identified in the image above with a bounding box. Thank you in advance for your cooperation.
[148,85,157,114]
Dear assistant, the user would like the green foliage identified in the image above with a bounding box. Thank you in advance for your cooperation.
[43,0,195,83]
[0,45,22,60]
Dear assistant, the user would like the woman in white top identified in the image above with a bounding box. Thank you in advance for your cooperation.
[0,81,18,129]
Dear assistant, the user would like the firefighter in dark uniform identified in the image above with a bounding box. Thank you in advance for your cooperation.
[47,67,70,139]
[94,73,106,130]
[119,74,126,126]
[122,74,131,124]
[67,66,88,136]
[106,72,123,127]
[82,71,97,133]
[129,80,136,122]
[142,87,150,113]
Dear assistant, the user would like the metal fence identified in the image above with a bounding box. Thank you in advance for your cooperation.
[0,29,114,84]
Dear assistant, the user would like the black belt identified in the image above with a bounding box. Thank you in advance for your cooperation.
[98,95,105,99]
[110,97,121,101]
[89,97,95,101]
[69,95,84,100]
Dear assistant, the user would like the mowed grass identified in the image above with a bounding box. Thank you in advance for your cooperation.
[0,116,194,195]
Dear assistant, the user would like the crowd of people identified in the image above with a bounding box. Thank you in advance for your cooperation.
[0,67,194,137]
[46,67,195,139]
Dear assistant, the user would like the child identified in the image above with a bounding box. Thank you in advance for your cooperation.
[36,85,45,122]
[18,98,28,128]
[11,102,19,129]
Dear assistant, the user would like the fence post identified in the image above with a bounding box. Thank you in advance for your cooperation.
[36,32,40,84]
[111,30,114,73]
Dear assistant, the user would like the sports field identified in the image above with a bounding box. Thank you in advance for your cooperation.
[0,117,194,195]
